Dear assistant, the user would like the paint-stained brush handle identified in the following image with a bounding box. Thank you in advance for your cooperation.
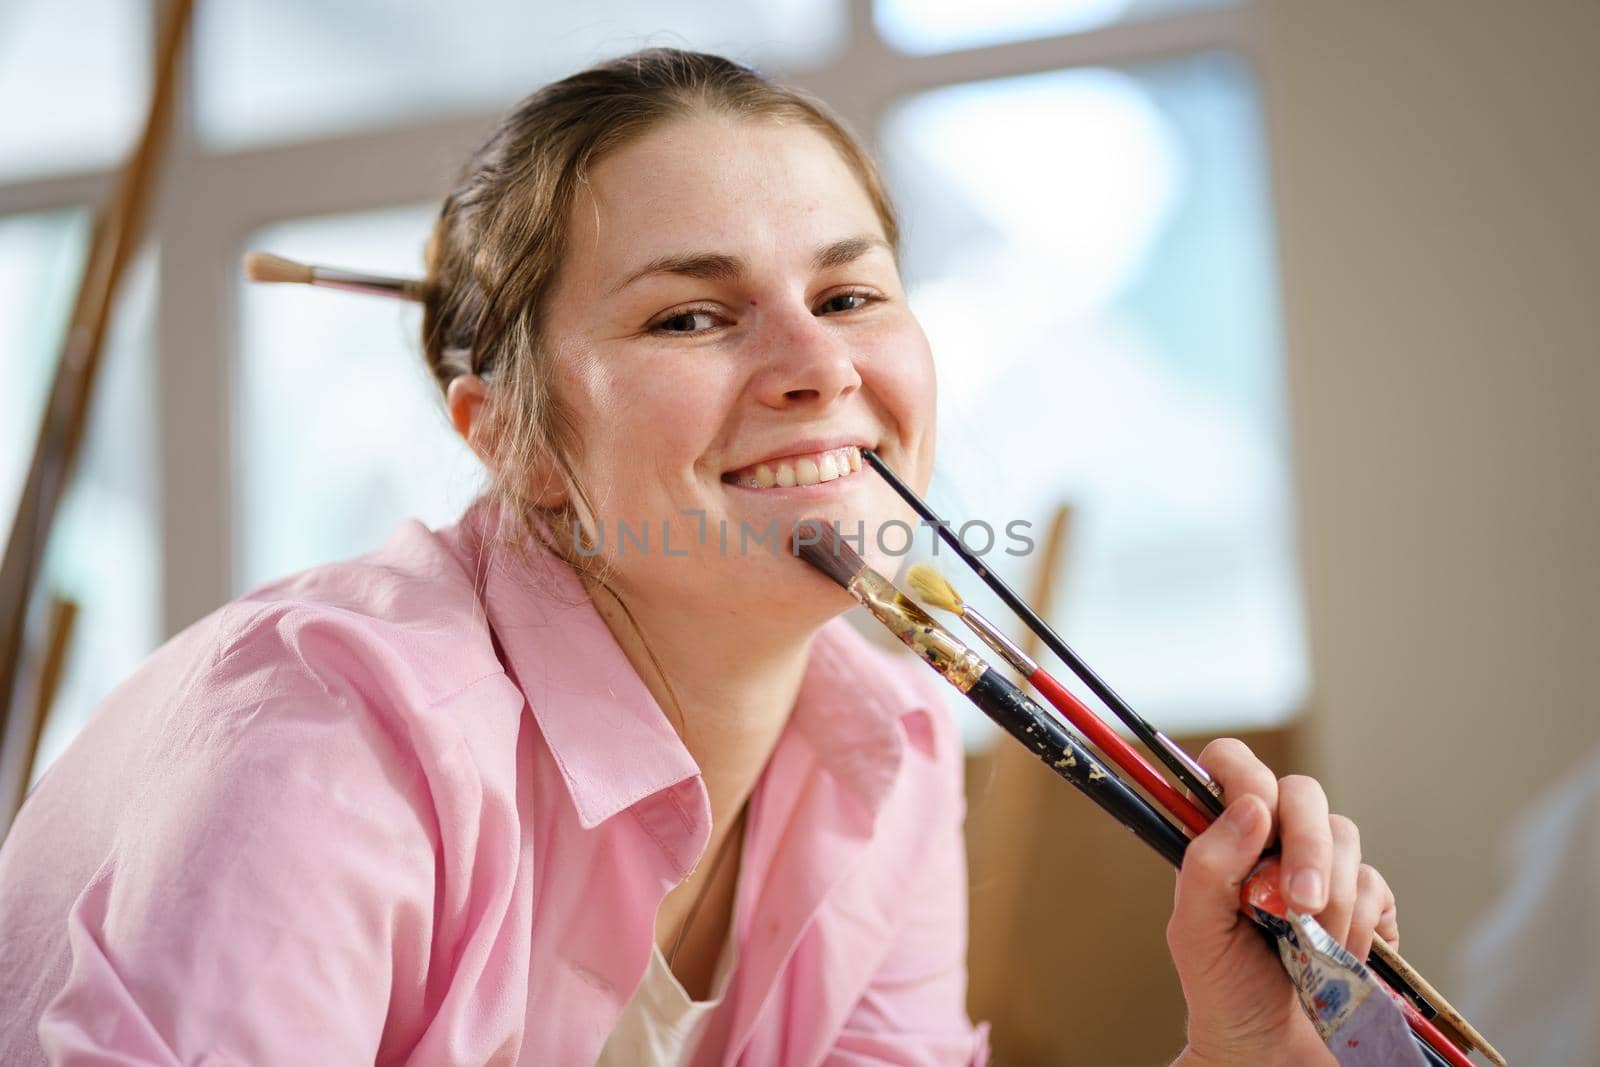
[965,669,1190,867]
[1025,666,1214,836]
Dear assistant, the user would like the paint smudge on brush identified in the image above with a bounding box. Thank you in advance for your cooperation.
[846,568,987,692]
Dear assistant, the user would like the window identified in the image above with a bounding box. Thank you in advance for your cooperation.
[194,0,849,149]
[0,211,160,784]
[882,51,1303,734]
[0,211,90,524]
[877,0,1234,55]
[0,0,149,181]
[234,206,484,592]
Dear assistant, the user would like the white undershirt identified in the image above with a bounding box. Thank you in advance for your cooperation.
[595,903,741,1067]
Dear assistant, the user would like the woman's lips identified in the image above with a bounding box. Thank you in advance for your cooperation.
[722,445,864,489]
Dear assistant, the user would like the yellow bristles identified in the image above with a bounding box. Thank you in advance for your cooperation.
[905,562,964,614]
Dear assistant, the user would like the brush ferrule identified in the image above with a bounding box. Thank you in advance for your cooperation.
[311,267,424,302]
[846,569,988,693]
[1155,731,1223,800]
[961,607,1037,677]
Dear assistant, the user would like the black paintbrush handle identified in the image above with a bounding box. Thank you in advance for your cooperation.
[862,449,1225,816]
[966,669,1189,867]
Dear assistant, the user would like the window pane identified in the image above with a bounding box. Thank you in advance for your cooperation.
[0,212,91,530]
[0,0,149,180]
[234,206,485,593]
[196,0,848,150]
[876,0,1235,55]
[881,52,1305,734]
[0,218,162,783]
[32,247,162,782]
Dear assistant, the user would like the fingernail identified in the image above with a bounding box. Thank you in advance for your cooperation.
[1290,868,1326,911]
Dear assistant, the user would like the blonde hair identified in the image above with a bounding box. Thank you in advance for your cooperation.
[421,48,900,574]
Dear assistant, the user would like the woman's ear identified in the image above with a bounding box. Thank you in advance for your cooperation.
[445,374,569,510]
[446,374,494,457]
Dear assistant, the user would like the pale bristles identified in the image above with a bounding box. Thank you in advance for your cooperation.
[242,251,314,285]
[241,251,425,302]
[905,561,964,613]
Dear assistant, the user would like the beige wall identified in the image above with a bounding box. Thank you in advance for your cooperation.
[1259,0,1600,981]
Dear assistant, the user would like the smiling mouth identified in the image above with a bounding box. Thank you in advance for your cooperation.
[723,445,865,490]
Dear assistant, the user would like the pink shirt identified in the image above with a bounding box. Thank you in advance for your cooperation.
[0,496,990,1065]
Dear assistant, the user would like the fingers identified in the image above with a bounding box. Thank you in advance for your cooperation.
[1193,739,1402,962]
[1276,775,1333,913]
[1198,737,1278,814]
[1316,815,1361,943]
[1346,864,1399,960]
[1378,898,1400,950]
[1168,794,1274,952]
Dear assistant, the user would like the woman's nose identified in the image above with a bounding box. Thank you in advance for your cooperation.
[749,308,863,409]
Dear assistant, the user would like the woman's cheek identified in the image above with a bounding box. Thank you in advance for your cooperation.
[870,316,938,490]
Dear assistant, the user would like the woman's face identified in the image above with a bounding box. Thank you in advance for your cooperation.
[540,114,936,625]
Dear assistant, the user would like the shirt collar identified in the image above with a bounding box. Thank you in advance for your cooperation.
[448,496,939,830]
[788,617,941,815]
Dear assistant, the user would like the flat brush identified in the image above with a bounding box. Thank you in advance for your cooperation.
[860,449,1225,816]
[790,519,1189,867]
[907,562,1212,837]
[243,251,425,302]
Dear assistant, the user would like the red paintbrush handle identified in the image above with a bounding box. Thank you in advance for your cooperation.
[1027,668,1213,835]
[1391,986,1474,1067]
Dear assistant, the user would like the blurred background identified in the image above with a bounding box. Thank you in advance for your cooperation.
[1,1,1594,1062]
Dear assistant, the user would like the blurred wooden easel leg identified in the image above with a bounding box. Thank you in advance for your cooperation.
[964,504,1077,1065]
[3,596,77,832]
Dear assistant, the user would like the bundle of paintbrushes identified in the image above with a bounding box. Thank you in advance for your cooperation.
[789,451,1504,1067]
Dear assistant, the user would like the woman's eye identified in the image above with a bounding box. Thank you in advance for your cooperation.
[651,309,721,334]
[816,292,871,315]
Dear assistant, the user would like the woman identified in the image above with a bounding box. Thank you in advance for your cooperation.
[0,49,1398,1065]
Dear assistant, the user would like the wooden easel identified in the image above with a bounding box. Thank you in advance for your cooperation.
[0,0,194,832]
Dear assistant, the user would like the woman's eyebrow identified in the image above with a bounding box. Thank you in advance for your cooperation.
[610,234,891,295]
[812,234,891,271]
[610,251,745,294]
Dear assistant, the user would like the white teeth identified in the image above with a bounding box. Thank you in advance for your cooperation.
[728,446,867,489]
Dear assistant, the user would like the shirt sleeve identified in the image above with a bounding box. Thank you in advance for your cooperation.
[823,679,992,1067]
[36,615,441,1065]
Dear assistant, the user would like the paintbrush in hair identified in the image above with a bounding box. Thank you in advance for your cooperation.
[860,450,1225,815]
[243,251,425,302]
[906,562,1212,837]
[790,518,1189,867]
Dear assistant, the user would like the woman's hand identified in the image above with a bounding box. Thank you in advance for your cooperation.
[1166,738,1400,1067]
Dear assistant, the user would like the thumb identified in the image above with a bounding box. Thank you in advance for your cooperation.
[1171,794,1274,950]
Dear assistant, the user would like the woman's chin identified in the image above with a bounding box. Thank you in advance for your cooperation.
[731,551,861,628]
